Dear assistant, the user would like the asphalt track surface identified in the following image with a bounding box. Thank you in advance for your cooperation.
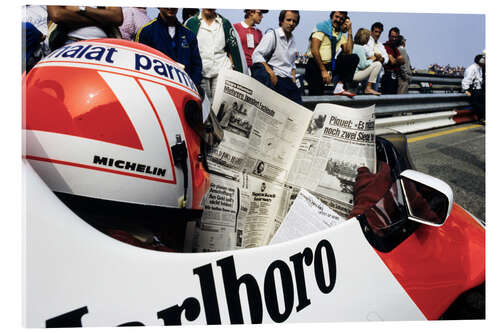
[406,123,485,222]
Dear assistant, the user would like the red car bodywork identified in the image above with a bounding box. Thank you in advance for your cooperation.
[377,203,485,319]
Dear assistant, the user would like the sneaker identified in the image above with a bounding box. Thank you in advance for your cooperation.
[333,83,344,95]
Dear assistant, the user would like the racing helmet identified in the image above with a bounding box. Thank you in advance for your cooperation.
[23,39,221,234]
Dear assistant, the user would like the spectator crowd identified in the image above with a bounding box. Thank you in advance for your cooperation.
[427,64,465,77]
[22,6,480,104]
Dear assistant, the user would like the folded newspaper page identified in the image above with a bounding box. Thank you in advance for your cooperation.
[269,189,345,245]
[186,70,376,252]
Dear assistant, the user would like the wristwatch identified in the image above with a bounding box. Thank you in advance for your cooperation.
[79,6,86,12]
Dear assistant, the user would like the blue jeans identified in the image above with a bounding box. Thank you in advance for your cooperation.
[251,63,303,105]
[274,76,303,105]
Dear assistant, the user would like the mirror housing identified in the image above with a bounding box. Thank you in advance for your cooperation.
[400,170,453,227]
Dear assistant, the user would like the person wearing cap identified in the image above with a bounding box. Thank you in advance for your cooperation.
[234,9,269,68]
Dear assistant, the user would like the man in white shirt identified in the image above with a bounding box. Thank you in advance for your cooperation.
[364,22,389,91]
[251,10,302,104]
[462,54,484,93]
[185,9,246,101]
[462,54,485,121]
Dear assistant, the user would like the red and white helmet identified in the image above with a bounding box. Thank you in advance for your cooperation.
[23,39,218,223]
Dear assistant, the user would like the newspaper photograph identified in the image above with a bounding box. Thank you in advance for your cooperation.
[287,103,376,216]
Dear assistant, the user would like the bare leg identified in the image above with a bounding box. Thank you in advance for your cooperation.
[365,82,381,95]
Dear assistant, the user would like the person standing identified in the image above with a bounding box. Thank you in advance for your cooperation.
[185,9,246,101]
[397,35,412,94]
[136,8,202,87]
[462,54,485,121]
[119,7,150,41]
[182,8,199,24]
[234,9,269,68]
[251,10,302,104]
[304,11,359,97]
[381,27,405,94]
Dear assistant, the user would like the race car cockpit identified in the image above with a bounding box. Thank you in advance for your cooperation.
[356,133,453,252]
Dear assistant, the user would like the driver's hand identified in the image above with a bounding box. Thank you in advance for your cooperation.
[349,162,392,219]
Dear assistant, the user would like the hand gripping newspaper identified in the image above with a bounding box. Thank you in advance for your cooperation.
[185,69,376,252]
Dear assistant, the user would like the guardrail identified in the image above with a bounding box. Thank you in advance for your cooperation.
[410,76,462,85]
[295,65,464,83]
[294,66,475,132]
[301,93,476,134]
[296,71,463,95]
[409,76,463,93]
[302,93,471,116]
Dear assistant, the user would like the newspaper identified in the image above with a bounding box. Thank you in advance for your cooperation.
[269,189,345,245]
[187,174,248,252]
[186,69,376,252]
[286,103,377,218]
[206,72,312,182]
[186,69,313,252]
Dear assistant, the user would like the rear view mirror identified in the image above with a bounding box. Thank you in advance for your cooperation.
[400,170,453,226]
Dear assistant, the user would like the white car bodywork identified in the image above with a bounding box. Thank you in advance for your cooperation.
[23,161,426,327]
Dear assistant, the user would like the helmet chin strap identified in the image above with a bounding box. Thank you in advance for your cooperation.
[171,134,189,208]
